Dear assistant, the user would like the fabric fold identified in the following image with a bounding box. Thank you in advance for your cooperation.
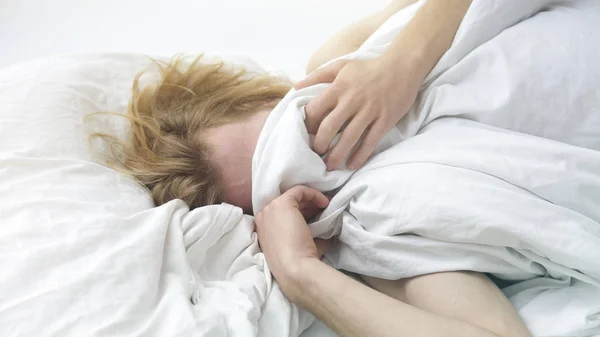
[252,1,600,335]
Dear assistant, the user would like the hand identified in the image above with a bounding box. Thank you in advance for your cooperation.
[255,186,330,300]
[295,56,424,170]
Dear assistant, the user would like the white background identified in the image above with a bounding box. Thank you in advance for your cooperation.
[0,0,390,80]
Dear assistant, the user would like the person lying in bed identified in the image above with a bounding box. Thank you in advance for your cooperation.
[111,0,532,336]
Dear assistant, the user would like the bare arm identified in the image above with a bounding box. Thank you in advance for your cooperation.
[306,0,418,74]
[306,0,471,76]
[381,0,472,78]
[362,272,532,337]
[287,261,530,337]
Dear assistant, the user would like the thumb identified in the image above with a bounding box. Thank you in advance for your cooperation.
[294,59,348,90]
[285,186,330,210]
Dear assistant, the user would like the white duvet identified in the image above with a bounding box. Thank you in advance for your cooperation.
[0,53,312,337]
[253,0,600,336]
[1,1,600,337]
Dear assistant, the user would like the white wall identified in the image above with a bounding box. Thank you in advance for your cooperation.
[0,0,389,79]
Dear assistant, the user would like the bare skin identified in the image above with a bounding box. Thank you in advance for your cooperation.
[204,109,271,214]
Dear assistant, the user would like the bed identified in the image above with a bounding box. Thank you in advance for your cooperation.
[1,1,382,336]
[2,1,600,337]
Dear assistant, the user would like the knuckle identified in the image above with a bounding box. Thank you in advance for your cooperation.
[324,122,337,135]
[270,198,284,208]
[379,105,392,117]
[320,121,337,138]
[264,200,278,211]
[342,87,360,101]
[374,117,387,128]
[364,99,381,113]
[332,77,350,90]
[327,63,341,74]
[341,59,355,69]
[339,95,356,109]
[379,110,393,122]
[370,99,383,112]
[354,88,367,100]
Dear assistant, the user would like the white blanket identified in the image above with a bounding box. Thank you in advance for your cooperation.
[3,1,600,336]
[253,0,600,336]
[0,54,311,337]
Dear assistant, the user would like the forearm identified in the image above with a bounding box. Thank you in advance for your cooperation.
[286,260,501,337]
[363,273,532,337]
[382,0,472,78]
[306,0,418,74]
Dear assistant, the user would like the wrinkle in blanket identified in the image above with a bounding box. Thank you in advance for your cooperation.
[252,1,600,336]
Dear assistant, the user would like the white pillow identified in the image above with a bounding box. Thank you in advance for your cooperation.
[0,53,309,337]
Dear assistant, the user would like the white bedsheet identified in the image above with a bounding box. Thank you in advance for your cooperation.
[2,0,600,336]
[0,54,314,337]
[253,1,600,336]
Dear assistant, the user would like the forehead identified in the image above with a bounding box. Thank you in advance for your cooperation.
[203,121,249,151]
[202,122,254,214]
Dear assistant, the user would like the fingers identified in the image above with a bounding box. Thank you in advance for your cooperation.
[284,186,330,210]
[314,104,357,155]
[304,85,338,134]
[300,60,351,134]
[314,239,331,258]
[347,120,388,170]
[325,111,374,170]
[294,59,348,90]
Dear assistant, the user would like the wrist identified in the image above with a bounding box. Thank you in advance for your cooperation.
[279,257,323,305]
[380,36,432,82]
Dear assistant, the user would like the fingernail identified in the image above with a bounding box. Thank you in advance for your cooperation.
[347,163,355,170]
